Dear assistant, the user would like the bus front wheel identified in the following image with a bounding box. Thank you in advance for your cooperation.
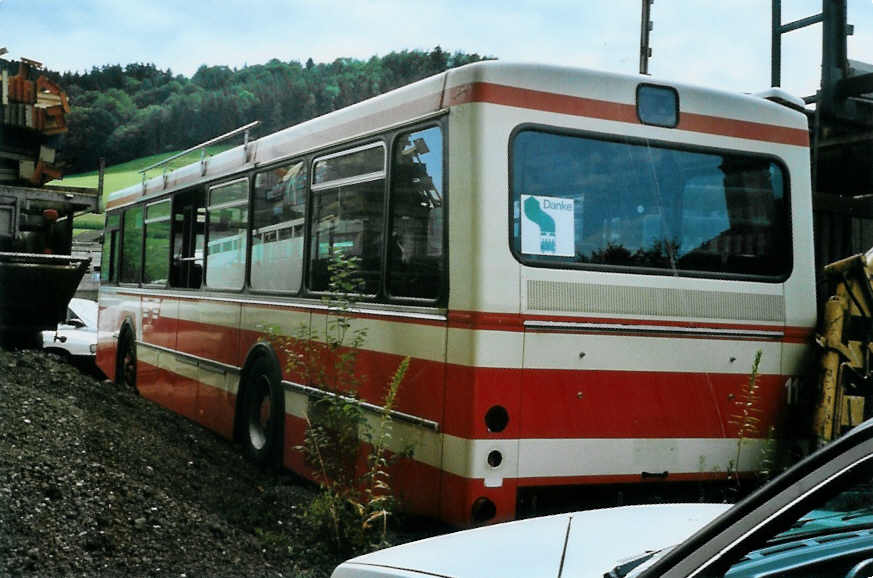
[240,356,284,467]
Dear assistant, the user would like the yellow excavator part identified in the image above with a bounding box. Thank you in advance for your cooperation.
[814,251,873,444]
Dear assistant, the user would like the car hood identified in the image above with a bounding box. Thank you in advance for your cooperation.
[68,298,98,328]
[332,503,731,578]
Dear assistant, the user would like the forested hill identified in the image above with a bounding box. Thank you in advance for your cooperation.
[49,47,490,174]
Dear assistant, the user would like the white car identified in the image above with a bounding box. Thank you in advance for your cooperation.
[333,503,730,578]
[334,419,873,577]
[42,297,98,363]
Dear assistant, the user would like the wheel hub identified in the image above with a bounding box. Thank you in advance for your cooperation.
[248,375,272,450]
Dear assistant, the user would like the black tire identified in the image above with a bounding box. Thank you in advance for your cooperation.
[240,356,284,467]
[116,328,137,391]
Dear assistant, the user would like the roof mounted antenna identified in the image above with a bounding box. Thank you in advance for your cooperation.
[639,0,654,75]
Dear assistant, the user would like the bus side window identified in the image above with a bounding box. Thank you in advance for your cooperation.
[309,143,386,294]
[101,213,120,284]
[119,206,143,284]
[388,126,444,300]
[143,199,171,285]
[251,160,306,292]
[205,179,248,290]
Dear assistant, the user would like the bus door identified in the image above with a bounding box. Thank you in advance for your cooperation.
[138,199,178,412]
[168,188,206,420]
[193,179,248,438]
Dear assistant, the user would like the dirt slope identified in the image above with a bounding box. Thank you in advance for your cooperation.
[0,348,348,577]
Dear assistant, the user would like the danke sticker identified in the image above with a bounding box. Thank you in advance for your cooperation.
[521,195,575,256]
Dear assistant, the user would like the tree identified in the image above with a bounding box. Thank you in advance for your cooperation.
[57,49,492,172]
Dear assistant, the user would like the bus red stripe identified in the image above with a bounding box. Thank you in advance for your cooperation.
[680,110,809,147]
[444,365,790,440]
[124,291,813,343]
[141,313,802,441]
[448,81,809,146]
[448,309,813,342]
[450,81,639,123]
[143,325,793,441]
[517,369,786,439]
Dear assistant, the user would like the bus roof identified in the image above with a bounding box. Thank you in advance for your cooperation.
[106,61,809,211]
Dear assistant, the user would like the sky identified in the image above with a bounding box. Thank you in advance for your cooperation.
[1,0,872,99]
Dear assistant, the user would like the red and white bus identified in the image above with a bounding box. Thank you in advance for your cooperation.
[97,61,816,527]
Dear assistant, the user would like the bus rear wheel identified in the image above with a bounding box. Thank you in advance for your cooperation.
[116,329,137,391]
[241,356,284,467]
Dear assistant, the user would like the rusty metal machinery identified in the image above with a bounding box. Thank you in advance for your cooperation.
[0,56,70,185]
[772,1,873,271]
[0,53,98,344]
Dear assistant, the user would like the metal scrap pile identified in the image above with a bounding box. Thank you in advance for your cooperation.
[0,56,70,185]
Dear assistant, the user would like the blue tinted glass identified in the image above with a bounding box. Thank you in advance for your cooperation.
[638,84,678,127]
[511,130,790,279]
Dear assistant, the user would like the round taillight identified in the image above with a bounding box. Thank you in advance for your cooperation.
[471,497,496,524]
[484,405,509,432]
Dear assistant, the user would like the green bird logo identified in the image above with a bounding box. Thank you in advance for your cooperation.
[524,196,556,253]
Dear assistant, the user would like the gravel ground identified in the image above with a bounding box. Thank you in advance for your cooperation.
[0,348,412,577]
[0,347,750,577]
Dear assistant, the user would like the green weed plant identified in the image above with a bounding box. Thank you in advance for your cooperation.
[268,252,410,555]
[727,350,782,492]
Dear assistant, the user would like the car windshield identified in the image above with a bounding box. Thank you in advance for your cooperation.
[777,488,873,539]
[725,463,873,577]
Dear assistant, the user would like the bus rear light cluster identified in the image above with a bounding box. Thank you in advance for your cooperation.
[471,497,496,524]
[484,405,509,433]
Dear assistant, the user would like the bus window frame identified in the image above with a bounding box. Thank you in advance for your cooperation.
[247,158,308,297]
[384,121,448,305]
[311,141,386,191]
[104,114,449,305]
[307,140,387,299]
[119,204,145,286]
[507,122,794,284]
[142,196,173,288]
[102,211,122,285]
[204,176,250,293]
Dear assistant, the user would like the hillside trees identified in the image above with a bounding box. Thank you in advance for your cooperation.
[53,47,490,173]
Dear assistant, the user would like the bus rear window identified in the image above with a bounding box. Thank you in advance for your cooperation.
[510,129,791,279]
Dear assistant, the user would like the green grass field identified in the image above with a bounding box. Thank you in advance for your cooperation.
[60,145,232,235]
